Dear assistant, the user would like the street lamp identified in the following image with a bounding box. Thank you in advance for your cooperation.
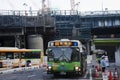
[22,3,28,48]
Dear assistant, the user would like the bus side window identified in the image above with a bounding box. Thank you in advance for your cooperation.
[6,53,14,59]
[47,49,54,61]
[71,48,79,61]
[0,53,6,59]
[49,50,54,57]
[14,53,19,59]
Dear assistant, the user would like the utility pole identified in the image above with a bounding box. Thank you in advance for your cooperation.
[23,3,28,48]
[42,0,46,32]
[42,0,50,32]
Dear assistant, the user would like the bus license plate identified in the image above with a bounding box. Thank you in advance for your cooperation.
[60,72,66,75]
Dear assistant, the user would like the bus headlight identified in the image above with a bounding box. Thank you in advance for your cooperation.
[48,66,52,69]
[47,66,52,70]
[75,66,79,71]
[75,66,81,71]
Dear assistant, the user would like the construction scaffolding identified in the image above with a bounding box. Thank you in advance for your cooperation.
[0,10,56,48]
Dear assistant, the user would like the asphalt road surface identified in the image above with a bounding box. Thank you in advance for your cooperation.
[0,67,90,80]
[0,63,119,80]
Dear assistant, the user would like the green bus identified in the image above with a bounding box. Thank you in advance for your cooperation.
[46,39,87,76]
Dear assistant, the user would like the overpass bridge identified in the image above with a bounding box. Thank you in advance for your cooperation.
[0,10,55,50]
[52,10,120,39]
[53,10,120,62]
[0,10,120,61]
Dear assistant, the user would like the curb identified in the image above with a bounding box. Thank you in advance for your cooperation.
[0,66,41,74]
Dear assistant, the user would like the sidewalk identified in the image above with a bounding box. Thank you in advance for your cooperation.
[91,62,120,80]
[0,65,41,74]
[0,63,47,74]
[109,63,120,78]
[0,68,10,71]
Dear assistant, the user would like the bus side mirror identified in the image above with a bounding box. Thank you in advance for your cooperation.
[46,49,54,57]
[46,49,49,56]
[80,48,83,53]
[76,48,80,52]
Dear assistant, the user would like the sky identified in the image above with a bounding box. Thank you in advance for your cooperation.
[0,0,120,12]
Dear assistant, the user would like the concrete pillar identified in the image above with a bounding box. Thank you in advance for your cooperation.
[115,46,120,66]
[15,35,21,48]
[87,40,91,55]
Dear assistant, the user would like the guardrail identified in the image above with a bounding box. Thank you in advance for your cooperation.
[0,10,120,16]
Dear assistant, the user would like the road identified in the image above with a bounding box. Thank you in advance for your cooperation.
[0,67,90,80]
[0,68,46,80]
[0,63,119,80]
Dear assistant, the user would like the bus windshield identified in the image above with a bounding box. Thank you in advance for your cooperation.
[47,47,80,62]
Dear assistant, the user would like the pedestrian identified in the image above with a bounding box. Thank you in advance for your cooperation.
[104,53,109,67]
[101,56,106,72]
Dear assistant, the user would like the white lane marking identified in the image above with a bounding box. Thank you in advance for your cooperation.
[84,70,88,78]
[89,68,92,80]
[43,72,47,74]
[27,75,36,78]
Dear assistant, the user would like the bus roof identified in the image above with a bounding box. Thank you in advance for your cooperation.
[0,47,42,52]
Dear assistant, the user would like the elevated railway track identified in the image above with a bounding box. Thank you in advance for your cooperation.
[0,10,120,62]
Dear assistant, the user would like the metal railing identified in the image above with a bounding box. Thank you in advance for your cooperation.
[0,10,41,16]
[0,10,120,16]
